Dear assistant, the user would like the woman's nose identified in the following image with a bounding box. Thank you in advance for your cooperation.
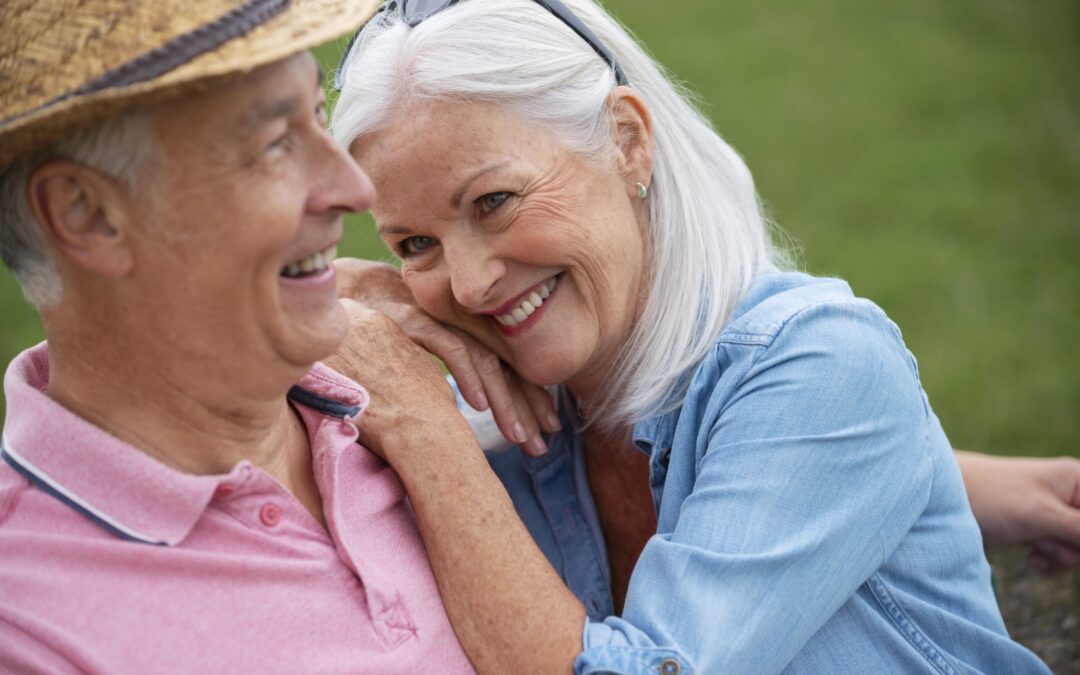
[447,240,506,311]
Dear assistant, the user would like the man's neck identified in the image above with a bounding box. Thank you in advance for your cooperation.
[43,333,307,482]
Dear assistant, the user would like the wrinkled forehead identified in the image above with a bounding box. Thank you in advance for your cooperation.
[151,52,322,151]
[350,99,562,213]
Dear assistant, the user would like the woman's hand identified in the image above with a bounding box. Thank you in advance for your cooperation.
[324,300,467,461]
[333,258,559,456]
[955,450,1080,574]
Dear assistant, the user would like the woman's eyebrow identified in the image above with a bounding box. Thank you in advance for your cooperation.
[376,223,413,236]
[450,162,510,207]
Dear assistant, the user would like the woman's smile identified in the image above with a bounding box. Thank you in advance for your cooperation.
[488,274,561,335]
[354,99,648,394]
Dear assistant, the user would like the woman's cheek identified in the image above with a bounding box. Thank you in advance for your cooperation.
[403,268,450,320]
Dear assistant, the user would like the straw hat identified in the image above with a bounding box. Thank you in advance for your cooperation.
[0,0,381,166]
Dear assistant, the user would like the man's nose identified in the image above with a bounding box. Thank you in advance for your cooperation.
[306,134,375,216]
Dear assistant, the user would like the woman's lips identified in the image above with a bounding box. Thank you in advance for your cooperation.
[492,275,560,336]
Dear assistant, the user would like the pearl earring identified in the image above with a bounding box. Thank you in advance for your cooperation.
[635,182,648,199]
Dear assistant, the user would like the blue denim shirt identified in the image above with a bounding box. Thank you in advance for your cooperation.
[474,272,1048,674]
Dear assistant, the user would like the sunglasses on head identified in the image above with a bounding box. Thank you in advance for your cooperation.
[333,0,629,91]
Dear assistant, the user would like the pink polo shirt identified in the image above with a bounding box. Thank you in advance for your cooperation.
[0,343,474,674]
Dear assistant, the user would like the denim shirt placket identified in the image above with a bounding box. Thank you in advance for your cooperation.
[521,428,614,620]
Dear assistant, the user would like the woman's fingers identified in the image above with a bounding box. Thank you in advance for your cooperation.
[420,326,556,454]
[467,347,536,450]
[501,363,549,457]
[410,321,490,412]
[332,258,559,453]
[520,377,561,434]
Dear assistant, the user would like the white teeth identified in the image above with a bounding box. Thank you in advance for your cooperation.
[494,276,559,327]
[282,244,338,278]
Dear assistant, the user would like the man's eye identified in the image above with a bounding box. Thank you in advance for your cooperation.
[267,132,291,154]
[400,236,436,257]
[477,192,510,214]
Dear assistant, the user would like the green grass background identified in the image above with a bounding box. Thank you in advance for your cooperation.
[1,0,1077,457]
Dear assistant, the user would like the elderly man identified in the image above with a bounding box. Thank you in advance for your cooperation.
[0,0,474,671]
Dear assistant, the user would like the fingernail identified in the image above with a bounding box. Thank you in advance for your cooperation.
[475,391,489,411]
[546,413,562,432]
[529,436,549,456]
[512,422,528,443]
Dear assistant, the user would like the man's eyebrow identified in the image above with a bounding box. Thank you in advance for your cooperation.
[450,162,511,207]
[240,96,301,134]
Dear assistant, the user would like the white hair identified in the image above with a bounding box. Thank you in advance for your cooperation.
[0,112,155,308]
[333,0,788,430]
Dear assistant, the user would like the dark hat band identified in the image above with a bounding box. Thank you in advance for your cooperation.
[4,0,292,127]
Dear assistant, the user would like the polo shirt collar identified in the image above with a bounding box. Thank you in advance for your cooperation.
[1,343,367,547]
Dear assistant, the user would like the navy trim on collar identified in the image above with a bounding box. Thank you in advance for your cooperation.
[287,386,362,418]
[1,444,166,546]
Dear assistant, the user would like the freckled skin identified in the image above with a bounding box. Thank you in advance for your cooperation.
[351,100,648,401]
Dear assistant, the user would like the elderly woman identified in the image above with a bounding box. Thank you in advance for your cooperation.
[328,0,1066,672]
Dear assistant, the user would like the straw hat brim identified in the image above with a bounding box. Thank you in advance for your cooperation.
[0,0,381,166]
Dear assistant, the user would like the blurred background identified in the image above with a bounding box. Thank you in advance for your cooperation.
[0,0,1077,666]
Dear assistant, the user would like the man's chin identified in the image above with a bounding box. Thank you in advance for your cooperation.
[278,306,350,371]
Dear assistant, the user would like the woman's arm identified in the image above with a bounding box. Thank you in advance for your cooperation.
[331,298,976,674]
[327,303,584,674]
[955,450,1080,572]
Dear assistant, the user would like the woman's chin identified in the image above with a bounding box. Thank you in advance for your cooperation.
[511,357,579,389]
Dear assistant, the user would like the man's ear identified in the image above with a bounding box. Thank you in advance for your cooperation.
[607,86,655,193]
[26,160,135,278]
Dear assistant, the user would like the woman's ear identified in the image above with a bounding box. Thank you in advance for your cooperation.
[26,160,136,279]
[607,86,654,191]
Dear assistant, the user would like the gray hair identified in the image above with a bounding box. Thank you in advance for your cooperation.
[333,0,788,429]
[0,112,155,308]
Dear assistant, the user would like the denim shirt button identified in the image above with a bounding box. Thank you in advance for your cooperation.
[659,658,681,675]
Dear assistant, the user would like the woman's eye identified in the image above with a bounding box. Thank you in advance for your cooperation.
[477,192,510,214]
[400,236,436,257]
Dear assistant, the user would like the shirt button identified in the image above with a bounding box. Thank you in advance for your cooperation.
[659,658,681,675]
[259,503,282,527]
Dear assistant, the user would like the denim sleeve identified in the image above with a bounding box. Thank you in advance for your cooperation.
[575,301,935,675]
